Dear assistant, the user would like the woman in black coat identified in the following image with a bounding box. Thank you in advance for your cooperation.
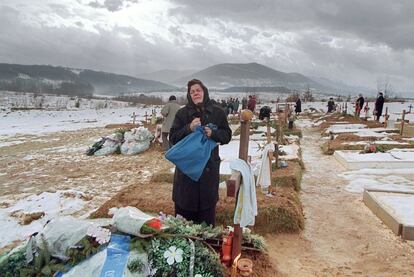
[295,98,302,115]
[374,92,385,121]
[169,79,232,225]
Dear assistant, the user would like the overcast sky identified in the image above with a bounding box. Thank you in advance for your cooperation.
[0,0,413,92]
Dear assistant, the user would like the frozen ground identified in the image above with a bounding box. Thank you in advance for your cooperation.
[0,106,161,139]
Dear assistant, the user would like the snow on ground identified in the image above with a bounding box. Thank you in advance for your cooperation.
[343,141,409,145]
[376,194,414,226]
[337,149,414,162]
[0,106,160,139]
[328,124,367,130]
[339,167,414,193]
[325,126,393,136]
[0,140,25,148]
[279,144,300,160]
[301,101,414,123]
[295,119,314,128]
[0,190,88,248]
[219,140,265,175]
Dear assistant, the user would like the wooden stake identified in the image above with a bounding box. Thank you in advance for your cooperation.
[401,110,406,135]
[384,107,389,128]
[266,118,273,173]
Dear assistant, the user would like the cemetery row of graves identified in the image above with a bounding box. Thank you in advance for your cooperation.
[1,99,414,276]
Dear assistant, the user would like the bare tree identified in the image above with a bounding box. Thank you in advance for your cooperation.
[377,76,393,99]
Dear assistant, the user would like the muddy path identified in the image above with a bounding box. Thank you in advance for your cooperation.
[266,125,414,276]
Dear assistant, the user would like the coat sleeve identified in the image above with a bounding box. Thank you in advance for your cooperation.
[161,104,169,117]
[210,108,232,145]
[169,109,192,145]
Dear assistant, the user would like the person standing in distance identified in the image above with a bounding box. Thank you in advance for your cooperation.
[356,94,364,117]
[161,95,181,151]
[374,92,385,121]
[169,79,232,226]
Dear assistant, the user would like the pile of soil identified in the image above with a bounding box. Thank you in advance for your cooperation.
[272,160,303,191]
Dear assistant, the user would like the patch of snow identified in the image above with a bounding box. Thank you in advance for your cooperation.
[377,194,414,225]
[219,140,264,174]
[279,144,300,160]
[342,141,409,145]
[0,140,25,148]
[0,190,88,248]
[339,168,414,193]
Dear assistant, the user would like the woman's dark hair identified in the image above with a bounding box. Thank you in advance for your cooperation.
[169,95,176,101]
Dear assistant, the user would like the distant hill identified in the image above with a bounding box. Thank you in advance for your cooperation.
[308,76,377,96]
[138,69,197,85]
[0,63,177,96]
[220,86,293,94]
[174,62,325,91]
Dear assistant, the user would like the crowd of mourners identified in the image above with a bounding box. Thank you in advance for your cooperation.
[211,95,258,115]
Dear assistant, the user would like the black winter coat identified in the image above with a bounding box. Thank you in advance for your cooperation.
[356,97,364,110]
[375,96,385,116]
[169,101,232,211]
[295,99,302,113]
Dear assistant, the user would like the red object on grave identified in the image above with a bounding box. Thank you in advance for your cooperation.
[221,232,234,266]
[146,218,162,230]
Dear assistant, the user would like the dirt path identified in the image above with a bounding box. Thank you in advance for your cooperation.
[266,125,414,276]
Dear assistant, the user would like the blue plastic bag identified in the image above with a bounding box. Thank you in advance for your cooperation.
[165,125,218,181]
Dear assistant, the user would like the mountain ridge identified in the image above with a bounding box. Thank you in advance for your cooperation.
[0,63,177,96]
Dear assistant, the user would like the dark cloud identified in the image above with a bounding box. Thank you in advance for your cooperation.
[88,0,138,12]
[0,1,413,93]
[170,0,414,50]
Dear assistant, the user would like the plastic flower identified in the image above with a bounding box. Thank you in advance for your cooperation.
[163,246,183,265]
[86,226,111,245]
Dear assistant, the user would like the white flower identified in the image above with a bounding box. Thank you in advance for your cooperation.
[163,246,183,265]
[195,274,203,277]
[86,226,111,245]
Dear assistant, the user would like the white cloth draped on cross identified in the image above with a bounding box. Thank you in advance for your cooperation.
[257,143,275,190]
[230,159,258,227]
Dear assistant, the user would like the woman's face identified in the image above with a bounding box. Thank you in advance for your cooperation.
[189,84,204,105]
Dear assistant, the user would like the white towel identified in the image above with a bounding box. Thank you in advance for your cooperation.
[230,159,258,227]
[257,143,275,189]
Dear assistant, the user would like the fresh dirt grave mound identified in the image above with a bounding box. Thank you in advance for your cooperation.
[91,179,304,235]
[271,160,303,191]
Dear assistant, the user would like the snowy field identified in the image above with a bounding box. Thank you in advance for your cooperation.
[1,91,414,249]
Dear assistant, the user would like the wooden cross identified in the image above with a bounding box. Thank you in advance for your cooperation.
[131,112,136,125]
[265,118,274,188]
[401,110,406,135]
[226,110,252,263]
[384,107,389,127]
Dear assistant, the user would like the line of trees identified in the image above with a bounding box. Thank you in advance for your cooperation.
[0,77,94,97]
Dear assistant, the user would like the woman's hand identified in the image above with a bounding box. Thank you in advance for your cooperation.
[204,126,212,137]
[190,117,201,131]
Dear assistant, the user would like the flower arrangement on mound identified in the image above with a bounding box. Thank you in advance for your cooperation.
[0,207,267,277]
[147,236,225,277]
